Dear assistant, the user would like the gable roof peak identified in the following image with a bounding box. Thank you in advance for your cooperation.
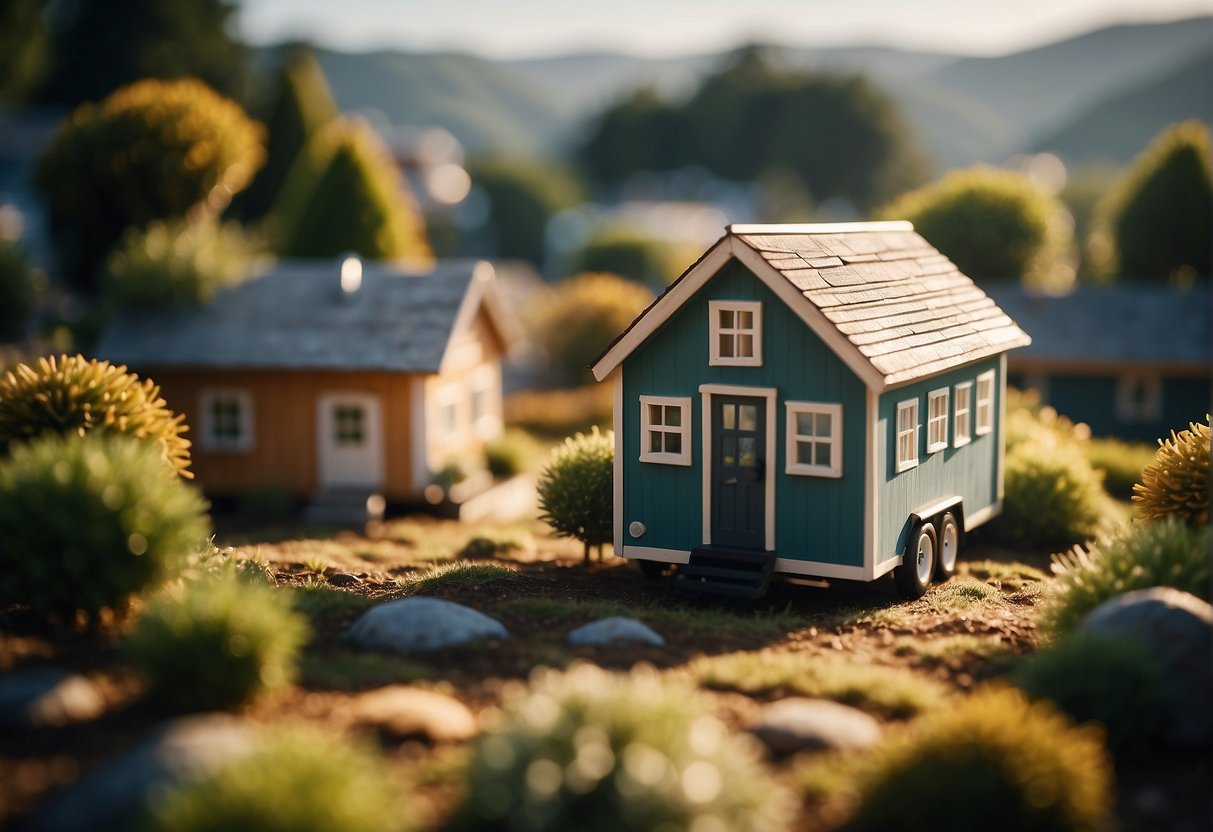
[727,221,913,235]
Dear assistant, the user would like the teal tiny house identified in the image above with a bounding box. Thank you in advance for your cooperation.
[590,223,1032,599]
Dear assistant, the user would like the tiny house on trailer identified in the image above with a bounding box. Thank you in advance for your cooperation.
[590,222,1032,600]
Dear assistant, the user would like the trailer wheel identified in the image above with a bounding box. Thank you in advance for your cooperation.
[934,512,960,581]
[894,521,936,600]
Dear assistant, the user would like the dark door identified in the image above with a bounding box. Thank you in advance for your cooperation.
[711,395,766,549]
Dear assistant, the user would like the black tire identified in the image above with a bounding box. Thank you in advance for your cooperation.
[934,512,961,581]
[637,559,670,580]
[894,521,936,600]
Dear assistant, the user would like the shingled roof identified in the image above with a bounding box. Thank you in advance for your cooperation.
[591,222,1031,390]
[95,259,515,374]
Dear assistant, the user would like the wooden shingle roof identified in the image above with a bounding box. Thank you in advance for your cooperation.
[591,222,1031,390]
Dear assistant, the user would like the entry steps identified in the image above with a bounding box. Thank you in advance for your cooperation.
[674,546,775,600]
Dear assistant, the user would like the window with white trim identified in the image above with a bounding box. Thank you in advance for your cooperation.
[435,385,462,438]
[468,365,501,438]
[709,300,762,366]
[639,396,692,465]
[953,381,972,447]
[975,370,995,435]
[926,388,949,453]
[895,399,919,472]
[785,402,842,477]
[199,389,253,452]
[1115,374,1162,423]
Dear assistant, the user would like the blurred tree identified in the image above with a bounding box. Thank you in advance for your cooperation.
[229,49,339,223]
[272,119,431,263]
[0,240,34,341]
[34,0,249,106]
[538,272,652,386]
[569,227,680,289]
[467,158,582,267]
[1089,121,1212,282]
[0,0,49,103]
[36,78,265,291]
[1058,166,1119,280]
[879,166,1074,291]
[578,88,688,187]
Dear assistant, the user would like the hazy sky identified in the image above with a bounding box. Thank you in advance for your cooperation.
[238,0,1212,58]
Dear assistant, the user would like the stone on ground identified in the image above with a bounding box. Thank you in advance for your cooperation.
[347,596,508,652]
[350,685,477,742]
[1078,586,1213,748]
[0,669,105,729]
[566,616,665,647]
[750,697,882,755]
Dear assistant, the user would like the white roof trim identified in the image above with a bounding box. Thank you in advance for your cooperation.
[728,221,913,235]
[438,261,521,372]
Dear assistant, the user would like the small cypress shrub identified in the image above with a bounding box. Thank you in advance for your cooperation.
[852,686,1113,832]
[0,433,210,617]
[1132,416,1209,525]
[457,662,791,832]
[145,726,405,832]
[537,427,613,561]
[0,354,192,477]
[999,441,1104,551]
[127,571,308,711]
[1013,633,1168,752]
[1042,517,1210,636]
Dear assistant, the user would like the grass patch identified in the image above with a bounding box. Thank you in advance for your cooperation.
[925,578,1002,611]
[298,650,431,691]
[403,561,528,594]
[893,634,1007,663]
[287,582,375,620]
[693,650,948,719]
[959,560,1046,591]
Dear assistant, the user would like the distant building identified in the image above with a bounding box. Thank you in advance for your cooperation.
[986,284,1211,441]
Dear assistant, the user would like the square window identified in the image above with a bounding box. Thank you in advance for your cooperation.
[1116,374,1162,423]
[640,396,692,466]
[709,301,763,366]
[199,389,253,452]
[785,401,842,477]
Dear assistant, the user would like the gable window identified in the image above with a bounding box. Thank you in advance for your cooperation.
[1116,374,1162,423]
[199,389,253,452]
[926,388,949,453]
[786,402,842,477]
[895,399,919,472]
[640,395,692,465]
[709,300,762,367]
[953,381,972,447]
[975,370,995,435]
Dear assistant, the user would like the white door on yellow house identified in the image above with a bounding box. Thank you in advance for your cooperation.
[316,392,385,489]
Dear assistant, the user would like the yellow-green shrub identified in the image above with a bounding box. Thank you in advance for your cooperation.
[537,427,613,561]
[999,442,1105,551]
[1132,416,1209,525]
[536,272,652,386]
[0,354,192,477]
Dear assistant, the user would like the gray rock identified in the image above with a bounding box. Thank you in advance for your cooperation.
[567,617,665,647]
[346,597,508,652]
[350,685,477,742]
[30,714,254,832]
[0,669,105,729]
[1078,587,1213,748]
[750,698,882,755]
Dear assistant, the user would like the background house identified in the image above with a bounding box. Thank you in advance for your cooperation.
[95,258,519,517]
[987,284,1211,441]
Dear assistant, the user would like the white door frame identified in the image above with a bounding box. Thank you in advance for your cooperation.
[316,391,385,489]
[698,383,777,551]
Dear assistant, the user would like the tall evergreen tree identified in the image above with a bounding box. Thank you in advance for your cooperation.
[273,119,431,263]
[230,49,338,222]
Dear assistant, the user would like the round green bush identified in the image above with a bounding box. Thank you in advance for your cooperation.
[999,441,1105,551]
[0,433,210,617]
[1133,416,1209,526]
[457,662,791,832]
[145,726,406,832]
[1042,517,1211,636]
[569,227,680,289]
[104,219,260,311]
[537,427,613,561]
[1013,633,1167,752]
[0,354,192,477]
[127,571,308,711]
[484,428,538,478]
[853,686,1113,832]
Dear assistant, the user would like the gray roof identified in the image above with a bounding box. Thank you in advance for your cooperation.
[984,284,1212,369]
[95,259,505,374]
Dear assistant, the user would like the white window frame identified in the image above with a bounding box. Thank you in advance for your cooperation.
[1115,373,1162,424]
[198,388,253,453]
[639,395,692,466]
[708,300,763,367]
[926,387,949,454]
[785,401,843,478]
[975,370,995,436]
[895,398,919,473]
[435,384,462,439]
[468,364,502,439]
[953,381,972,448]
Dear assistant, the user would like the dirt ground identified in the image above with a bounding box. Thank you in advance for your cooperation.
[1,515,1208,831]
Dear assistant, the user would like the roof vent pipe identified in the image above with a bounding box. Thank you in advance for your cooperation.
[339,254,362,299]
